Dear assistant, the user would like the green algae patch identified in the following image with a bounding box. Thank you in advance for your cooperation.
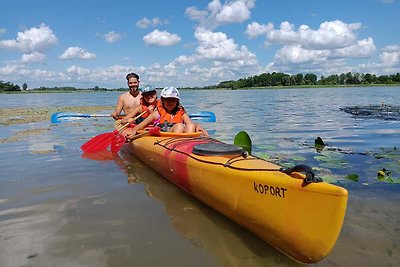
[0,127,51,144]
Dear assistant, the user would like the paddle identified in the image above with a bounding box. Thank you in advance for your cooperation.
[80,122,130,152]
[234,131,252,155]
[189,111,216,122]
[52,111,216,123]
[111,127,161,153]
[110,131,127,153]
[51,112,121,123]
[81,111,146,153]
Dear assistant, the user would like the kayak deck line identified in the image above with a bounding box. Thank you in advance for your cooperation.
[153,136,320,180]
[125,133,348,263]
[155,136,281,170]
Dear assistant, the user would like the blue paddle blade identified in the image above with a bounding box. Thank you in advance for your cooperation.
[50,112,112,123]
[51,112,90,123]
[189,111,216,122]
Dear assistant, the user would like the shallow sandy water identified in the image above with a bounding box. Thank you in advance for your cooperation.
[1,89,400,266]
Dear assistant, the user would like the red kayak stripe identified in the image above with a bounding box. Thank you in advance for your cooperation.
[163,139,208,193]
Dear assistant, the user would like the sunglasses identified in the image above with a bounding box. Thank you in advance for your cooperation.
[143,92,156,98]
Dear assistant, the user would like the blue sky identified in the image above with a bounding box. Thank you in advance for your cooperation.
[0,0,399,89]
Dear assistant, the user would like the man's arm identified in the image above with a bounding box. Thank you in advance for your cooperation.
[121,106,142,124]
[110,95,124,119]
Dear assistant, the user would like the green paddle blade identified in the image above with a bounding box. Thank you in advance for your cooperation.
[314,136,326,152]
[234,131,252,154]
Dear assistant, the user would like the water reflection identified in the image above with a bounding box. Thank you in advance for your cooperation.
[117,149,301,267]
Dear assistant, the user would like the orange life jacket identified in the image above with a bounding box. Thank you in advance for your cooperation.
[141,99,160,118]
[157,101,186,124]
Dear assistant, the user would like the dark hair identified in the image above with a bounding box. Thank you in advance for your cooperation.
[161,98,182,115]
[126,72,139,81]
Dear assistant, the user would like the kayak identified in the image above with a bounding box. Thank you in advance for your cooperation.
[124,131,348,263]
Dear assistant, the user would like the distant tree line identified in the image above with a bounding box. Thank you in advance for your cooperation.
[2,72,400,92]
[0,81,118,92]
[0,81,21,92]
[205,72,400,90]
[31,85,113,91]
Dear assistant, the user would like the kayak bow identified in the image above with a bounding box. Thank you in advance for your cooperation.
[123,132,348,263]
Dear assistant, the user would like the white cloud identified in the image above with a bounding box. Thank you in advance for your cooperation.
[332,37,376,58]
[102,31,122,43]
[194,27,257,64]
[216,0,254,23]
[273,38,376,66]
[59,47,96,60]
[380,45,400,66]
[382,45,400,52]
[266,20,361,50]
[66,65,91,76]
[136,17,169,29]
[136,18,151,28]
[185,7,209,21]
[0,28,6,36]
[186,0,255,29]
[357,45,400,75]
[21,52,46,63]
[257,19,379,76]
[0,63,62,83]
[143,29,181,46]
[137,25,260,87]
[143,27,260,86]
[0,64,21,75]
[172,55,197,66]
[274,45,329,64]
[0,24,58,53]
[380,51,400,66]
[207,0,222,15]
[245,22,273,39]
[302,21,361,50]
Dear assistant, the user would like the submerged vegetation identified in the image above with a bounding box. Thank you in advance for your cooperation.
[254,135,400,185]
[340,104,400,121]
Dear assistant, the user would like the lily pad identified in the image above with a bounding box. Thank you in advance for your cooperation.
[346,173,359,182]
[320,175,340,184]
[257,144,276,150]
[256,152,271,160]
[314,152,348,169]
[374,147,399,160]
[292,156,307,161]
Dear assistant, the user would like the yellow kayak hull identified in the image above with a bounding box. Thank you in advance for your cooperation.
[126,133,348,263]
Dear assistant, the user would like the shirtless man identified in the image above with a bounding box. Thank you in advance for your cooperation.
[110,72,142,120]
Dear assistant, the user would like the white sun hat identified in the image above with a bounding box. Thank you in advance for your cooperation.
[161,86,180,99]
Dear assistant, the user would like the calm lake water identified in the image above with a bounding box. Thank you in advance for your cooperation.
[1,87,399,266]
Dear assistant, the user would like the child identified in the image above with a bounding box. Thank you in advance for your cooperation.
[125,87,208,138]
[120,86,159,125]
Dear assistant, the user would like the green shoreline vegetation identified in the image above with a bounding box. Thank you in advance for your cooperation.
[1,72,400,93]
